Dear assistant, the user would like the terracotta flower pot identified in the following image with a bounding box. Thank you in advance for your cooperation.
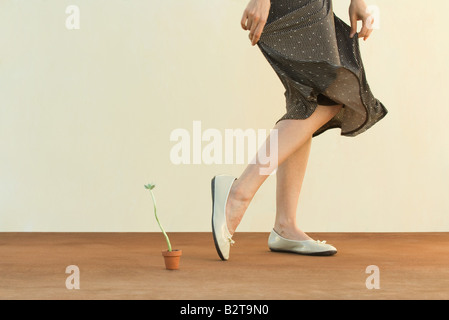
[162,249,182,270]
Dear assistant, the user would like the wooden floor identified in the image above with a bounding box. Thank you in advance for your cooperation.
[1,232,449,300]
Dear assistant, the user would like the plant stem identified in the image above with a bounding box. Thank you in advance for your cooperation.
[150,190,172,252]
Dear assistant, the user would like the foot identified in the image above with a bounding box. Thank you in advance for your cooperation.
[273,224,313,241]
[225,180,251,235]
[268,229,337,256]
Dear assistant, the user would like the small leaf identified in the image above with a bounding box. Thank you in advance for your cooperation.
[144,183,156,190]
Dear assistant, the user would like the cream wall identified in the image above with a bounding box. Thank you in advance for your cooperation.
[0,0,448,232]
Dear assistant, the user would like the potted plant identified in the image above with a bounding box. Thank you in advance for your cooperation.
[144,183,182,270]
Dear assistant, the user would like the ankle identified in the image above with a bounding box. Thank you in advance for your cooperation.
[229,180,252,203]
[274,220,297,235]
[273,221,312,241]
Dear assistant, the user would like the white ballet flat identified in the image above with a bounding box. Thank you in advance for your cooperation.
[268,229,337,256]
[211,174,237,261]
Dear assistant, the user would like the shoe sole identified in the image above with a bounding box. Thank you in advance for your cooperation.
[269,247,337,256]
[211,176,227,261]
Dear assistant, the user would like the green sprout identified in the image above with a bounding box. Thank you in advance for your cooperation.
[144,183,172,252]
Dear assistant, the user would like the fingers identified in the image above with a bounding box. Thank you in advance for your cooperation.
[359,15,374,40]
[349,14,374,41]
[251,21,266,45]
[241,10,249,30]
[363,15,374,40]
[249,16,266,45]
[242,7,267,46]
[241,9,257,32]
[349,14,358,38]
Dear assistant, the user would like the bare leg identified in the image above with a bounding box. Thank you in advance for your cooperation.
[274,136,313,240]
[226,104,343,235]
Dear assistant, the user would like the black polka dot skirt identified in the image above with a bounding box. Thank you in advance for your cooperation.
[257,0,388,137]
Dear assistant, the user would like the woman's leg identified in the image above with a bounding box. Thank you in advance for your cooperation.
[226,104,343,235]
[274,135,313,241]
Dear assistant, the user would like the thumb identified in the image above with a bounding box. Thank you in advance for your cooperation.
[349,15,358,38]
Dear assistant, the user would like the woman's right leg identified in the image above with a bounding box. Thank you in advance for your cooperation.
[274,135,313,241]
[226,104,343,235]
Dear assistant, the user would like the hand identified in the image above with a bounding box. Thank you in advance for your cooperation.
[241,0,271,46]
[349,0,374,40]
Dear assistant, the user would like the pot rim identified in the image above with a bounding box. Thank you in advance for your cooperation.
[161,249,182,257]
